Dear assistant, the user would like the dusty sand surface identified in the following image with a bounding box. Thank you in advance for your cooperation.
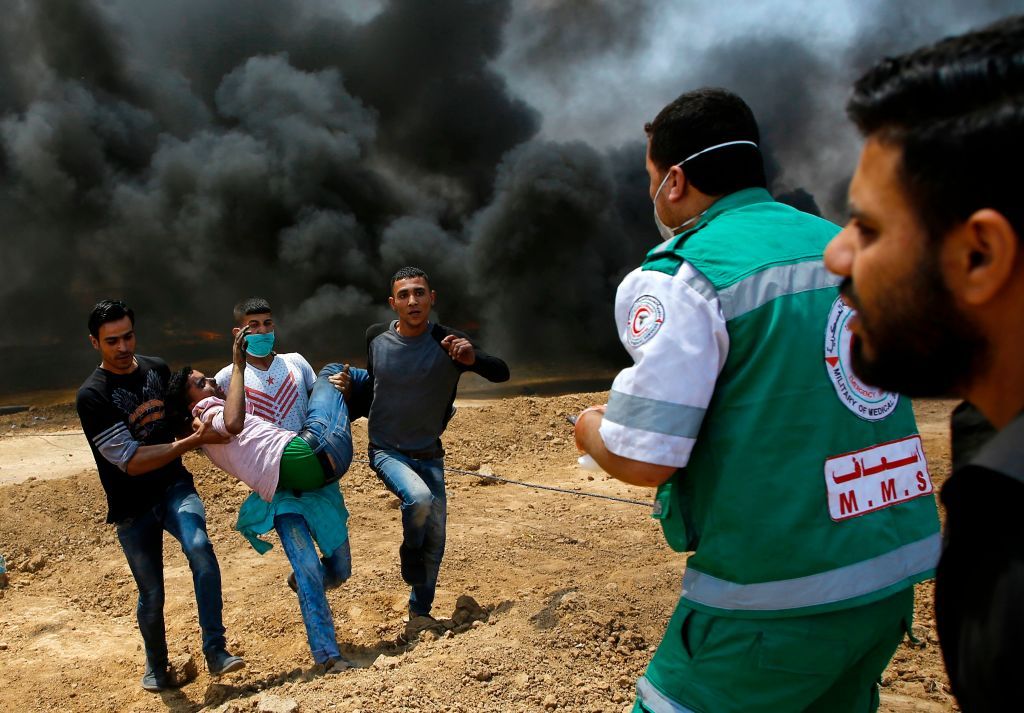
[0,395,958,712]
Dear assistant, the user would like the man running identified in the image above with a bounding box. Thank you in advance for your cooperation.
[366,267,509,621]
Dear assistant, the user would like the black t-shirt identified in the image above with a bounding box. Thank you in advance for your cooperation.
[76,355,193,524]
[937,411,1024,712]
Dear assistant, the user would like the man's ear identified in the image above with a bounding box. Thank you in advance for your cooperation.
[89,335,99,352]
[231,326,240,337]
[430,290,437,306]
[666,165,689,202]
[956,208,1019,306]
[388,296,397,312]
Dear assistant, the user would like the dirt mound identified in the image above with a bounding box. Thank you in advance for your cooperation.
[0,395,958,711]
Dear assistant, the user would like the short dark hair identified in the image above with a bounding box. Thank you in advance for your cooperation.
[233,297,272,325]
[847,15,1024,242]
[644,87,766,196]
[390,266,430,294]
[164,366,195,437]
[88,299,135,338]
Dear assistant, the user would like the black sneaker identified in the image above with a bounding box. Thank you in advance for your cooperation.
[141,660,171,692]
[205,649,245,677]
[399,543,426,586]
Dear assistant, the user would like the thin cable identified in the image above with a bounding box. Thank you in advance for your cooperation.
[350,457,653,509]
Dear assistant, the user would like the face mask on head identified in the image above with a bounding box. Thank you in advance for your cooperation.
[652,140,759,240]
[245,331,275,358]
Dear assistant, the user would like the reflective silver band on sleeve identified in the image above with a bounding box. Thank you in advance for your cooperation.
[679,268,718,303]
[605,390,706,440]
[681,532,941,611]
[636,677,698,713]
[715,260,841,321]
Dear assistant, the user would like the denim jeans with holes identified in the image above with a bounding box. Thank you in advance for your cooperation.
[299,364,369,479]
[370,449,446,616]
[273,513,352,663]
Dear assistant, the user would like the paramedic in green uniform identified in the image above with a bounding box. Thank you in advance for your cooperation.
[574,88,941,713]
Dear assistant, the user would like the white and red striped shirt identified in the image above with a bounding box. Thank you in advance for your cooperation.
[215,353,317,433]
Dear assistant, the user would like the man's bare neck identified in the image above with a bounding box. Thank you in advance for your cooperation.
[100,357,139,375]
[396,321,429,338]
[964,339,1024,429]
[245,354,276,371]
[967,385,1024,431]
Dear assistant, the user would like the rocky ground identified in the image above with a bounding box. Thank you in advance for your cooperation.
[0,394,958,712]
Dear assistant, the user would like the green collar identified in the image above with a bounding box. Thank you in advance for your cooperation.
[664,187,775,253]
[700,187,774,224]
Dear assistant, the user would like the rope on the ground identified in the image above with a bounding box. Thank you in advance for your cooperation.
[350,457,653,509]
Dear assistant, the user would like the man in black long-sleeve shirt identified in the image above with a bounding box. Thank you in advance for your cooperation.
[365,267,509,619]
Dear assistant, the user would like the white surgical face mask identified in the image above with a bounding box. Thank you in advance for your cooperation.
[652,140,759,240]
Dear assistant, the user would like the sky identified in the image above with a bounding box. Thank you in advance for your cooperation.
[0,0,1017,394]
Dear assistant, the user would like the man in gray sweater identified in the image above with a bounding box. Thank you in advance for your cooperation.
[365,267,509,619]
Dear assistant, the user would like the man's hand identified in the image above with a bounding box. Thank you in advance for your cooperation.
[573,405,607,452]
[441,334,476,366]
[125,414,228,475]
[232,326,251,370]
[329,364,352,397]
[574,404,675,488]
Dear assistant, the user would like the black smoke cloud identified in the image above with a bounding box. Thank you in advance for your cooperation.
[0,0,1018,394]
[468,140,632,358]
[502,1,654,74]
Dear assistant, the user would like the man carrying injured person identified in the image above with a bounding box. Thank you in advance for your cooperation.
[166,324,370,673]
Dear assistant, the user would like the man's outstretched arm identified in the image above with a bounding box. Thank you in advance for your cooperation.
[125,423,224,475]
[78,382,225,477]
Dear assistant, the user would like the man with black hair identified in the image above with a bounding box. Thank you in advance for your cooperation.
[574,89,940,712]
[164,329,357,503]
[367,267,509,621]
[75,299,243,692]
[824,15,1024,710]
[214,297,315,433]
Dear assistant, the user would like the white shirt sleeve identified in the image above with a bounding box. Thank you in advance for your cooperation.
[280,354,315,397]
[196,400,231,437]
[214,364,233,393]
[289,354,317,394]
[208,406,231,437]
[599,263,729,468]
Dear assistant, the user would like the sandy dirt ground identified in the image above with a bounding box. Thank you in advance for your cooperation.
[0,394,959,712]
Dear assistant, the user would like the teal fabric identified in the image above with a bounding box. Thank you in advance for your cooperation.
[235,480,349,556]
[637,588,913,713]
[641,188,786,278]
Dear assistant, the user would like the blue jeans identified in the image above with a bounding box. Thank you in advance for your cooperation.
[370,449,446,616]
[115,478,226,668]
[274,513,352,663]
[300,364,370,479]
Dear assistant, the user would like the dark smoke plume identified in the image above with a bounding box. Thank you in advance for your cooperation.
[0,0,1018,394]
